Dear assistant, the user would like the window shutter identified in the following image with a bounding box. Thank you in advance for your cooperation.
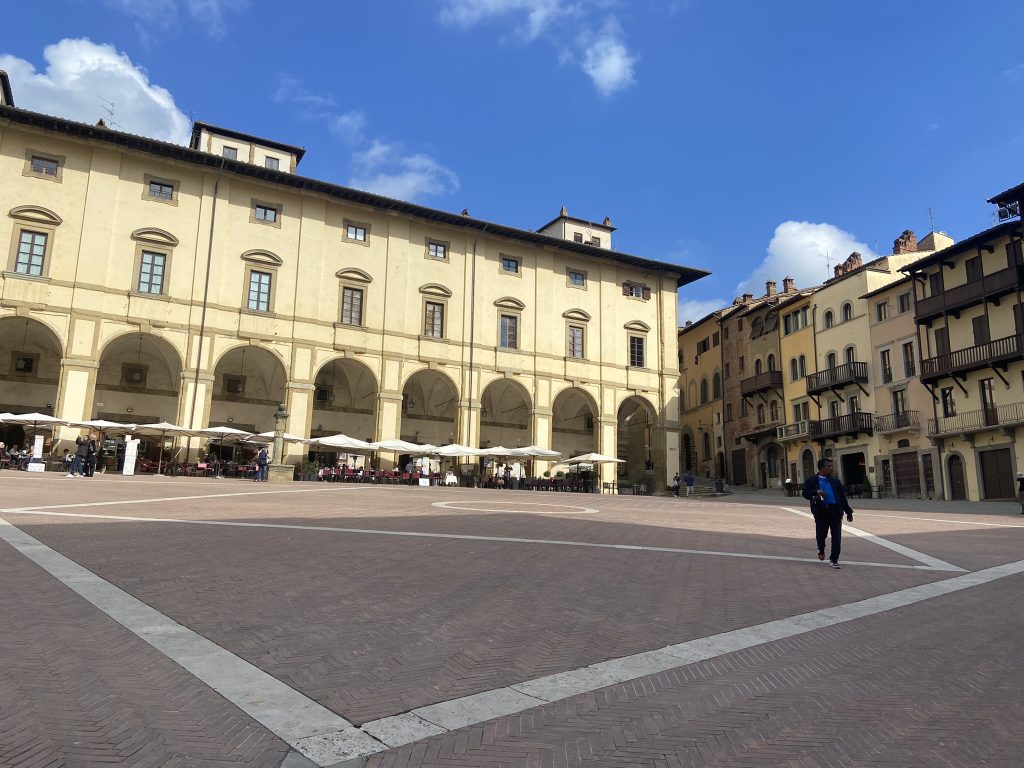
[622,282,630,296]
[642,286,652,300]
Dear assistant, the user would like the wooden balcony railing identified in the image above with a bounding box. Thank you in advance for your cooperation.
[806,362,869,395]
[915,266,1023,324]
[874,410,920,434]
[810,412,874,439]
[929,401,1024,435]
[777,420,812,440]
[920,334,1023,383]
[740,370,783,397]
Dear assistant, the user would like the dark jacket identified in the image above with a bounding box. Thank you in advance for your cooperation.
[802,474,853,515]
[75,436,89,457]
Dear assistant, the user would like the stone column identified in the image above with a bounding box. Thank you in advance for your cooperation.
[373,391,403,470]
[266,402,293,482]
[597,416,618,487]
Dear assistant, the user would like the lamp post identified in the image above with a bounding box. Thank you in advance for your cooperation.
[266,402,292,483]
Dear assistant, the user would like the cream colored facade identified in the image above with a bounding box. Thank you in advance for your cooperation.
[775,290,818,484]
[678,310,727,479]
[0,82,705,486]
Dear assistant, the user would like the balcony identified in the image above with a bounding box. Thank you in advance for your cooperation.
[920,334,1023,384]
[739,420,782,443]
[805,362,869,396]
[915,266,1023,325]
[874,410,920,434]
[929,401,1024,436]
[740,370,783,397]
[777,420,813,441]
[809,412,874,440]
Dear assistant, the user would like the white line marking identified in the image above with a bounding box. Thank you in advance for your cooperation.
[855,512,1024,528]
[0,517,383,766]
[431,500,598,514]
[781,506,966,572]
[0,507,945,571]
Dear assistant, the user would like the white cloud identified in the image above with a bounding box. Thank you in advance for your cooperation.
[0,39,191,144]
[438,1,638,95]
[678,297,727,326]
[736,221,877,296]
[581,19,637,96]
[104,0,247,38]
[329,111,366,144]
[349,140,460,201]
[1002,63,1024,82]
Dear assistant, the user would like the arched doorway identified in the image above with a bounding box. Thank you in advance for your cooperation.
[801,448,816,482]
[0,317,63,448]
[617,396,657,486]
[551,388,597,458]
[95,333,182,425]
[311,359,377,441]
[480,379,531,449]
[947,454,967,500]
[682,431,694,473]
[401,369,458,447]
[759,443,781,488]
[210,346,288,437]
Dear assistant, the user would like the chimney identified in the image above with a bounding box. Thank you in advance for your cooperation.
[893,230,917,254]
[782,276,795,293]
[848,251,862,268]
[765,280,777,297]
[602,216,612,227]
[742,292,754,303]
[685,320,692,327]
[560,206,568,217]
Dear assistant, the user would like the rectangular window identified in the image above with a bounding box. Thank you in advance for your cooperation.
[965,255,983,282]
[723,325,729,339]
[568,269,586,287]
[13,355,35,374]
[264,156,279,170]
[137,250,166,294]
[15,230,47,276]
[880,349,892,383]
[567,325,584,358]
[739,356,745,373]
[627,284,644,298]
[876,301,888,321]
[30,156,59,176]
[573,232,583,243]
[255,204,277,223]
[629,335,645,367]
[500,314,518,349]
[783,315,793,335]
[148,180,174,200]
[222,146,238,160]
[696,338,709,355]
[346,224,367,242]
[725,403,733,422]
[589,236,601,247]
[247,270,272,312]
[902,341,915,377]
[898,292,911,313]
[712,331,720,347]
[941,387,956,418]
[892,388,907,414]
[500,256,520,274]
[427,240,447,260]
[972,314,991,346]
[341,286,364,326]
[848,395,860,414]
[830,400,841,419]
[424,301,444,338]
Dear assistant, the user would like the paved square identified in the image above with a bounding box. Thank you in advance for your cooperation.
[2,473,1023,766]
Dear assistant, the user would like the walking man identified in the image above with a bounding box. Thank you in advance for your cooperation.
[801,458,854,569]
[672,473,681,497]
[255,446,269,482]
[684,471,696,497]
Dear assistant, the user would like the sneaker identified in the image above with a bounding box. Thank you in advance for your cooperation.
[65,473,74,477]
[817,550,825,561]
[830,562,841,569]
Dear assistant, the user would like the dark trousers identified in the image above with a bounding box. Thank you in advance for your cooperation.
[814,505,844,562]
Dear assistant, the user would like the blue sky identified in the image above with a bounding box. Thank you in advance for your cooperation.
[2,1,1022,322]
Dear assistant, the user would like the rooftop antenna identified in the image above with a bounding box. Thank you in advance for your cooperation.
[824,249,831,279]
[929,207,936,231]
[97,96,122,130]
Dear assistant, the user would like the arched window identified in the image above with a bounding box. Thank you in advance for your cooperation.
[790,358,799,381]
[826,352,837,369]
[845,346,856,364]
[823,310,834,328]
[756,403,765,424]
[798,354,807,377]
[712,372,722,399]
[702,432,711,460]
[770,400,779,421]
[700,377,709,404]
[767,354,776,371]
[841,302,853,322]
[755,358,763,375]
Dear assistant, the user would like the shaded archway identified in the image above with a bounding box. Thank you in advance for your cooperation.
[801,448,816,482]
[96,333,182,425]
[311,358,377,441]
[0,316,62,415]
[211,346,287,435]
[758,441,783,489]
[617,395,657,486]
[401,369,458,446]
[681,429,695,473]
[480,378,531,449]
[551,387,597,459]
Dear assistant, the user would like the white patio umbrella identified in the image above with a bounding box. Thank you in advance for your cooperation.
[564,452,624,465]
[133,422,202,474]
[197,426,255,474]
[480,445,513,456]
[307,433,373,451]
[65,419,137,435]
[248,430,308,444]
[0,412,67,445]
[508,445,562,458]
[368,438,434,453]
[432,443,485,457]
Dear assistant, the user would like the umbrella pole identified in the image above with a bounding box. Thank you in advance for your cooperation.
[157,431,165,476]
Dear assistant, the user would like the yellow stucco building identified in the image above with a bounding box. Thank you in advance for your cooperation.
[0,72,706,486]
[678,308,729,479]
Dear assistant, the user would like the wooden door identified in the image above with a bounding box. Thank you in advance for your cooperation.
[893,451,921,498]
[980,448,1014,500]
[731,449,747,486]
[948,455,966,500]
[801,449,815,481]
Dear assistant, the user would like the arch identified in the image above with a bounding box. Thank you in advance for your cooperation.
[0,317,64,423]
[494,296,525,310]
[823,310,834,328]
[798,354,807,377]
[210,345,288,435]
[562,308,591,322]
[335,267,372,282]
[700,377,709,404]
[712,371,722,399]
[702,432,711,461]
[947,453,967,500]
[132,227,179,247]
[551,386,598,458]
[762,443,782,487]
[801,448,816,481]
[841,302,853,322]
[9,205,62,226]
[618,394,658,486]
[401,368,459,446]
[95,332,184,426]
[419,283,452,298]
[624,320,650,332]
[844,345,856,364]
[687,380,698,411]
[480,377,532,449]
[790,357,799,381]
[767,353,776,371]
[826,351,837,369]
[754,358,763,375]
[310,357,379,442]
[756,403,765,424]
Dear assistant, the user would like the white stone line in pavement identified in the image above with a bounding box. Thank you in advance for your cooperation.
[352,557,1024,759]
[0,517,384,766]
[431,500,598,514]
[780,506,966,572]
[0,507,943,571]
[855,512,1024,528]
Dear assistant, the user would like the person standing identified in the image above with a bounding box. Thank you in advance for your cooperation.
[672,473,681,497]
[70,434,89,477]
[802,458,854,569]
[1017,472,1024,514]
[684,471,696,497]
[84,435,98,477]
[255,446,269,482]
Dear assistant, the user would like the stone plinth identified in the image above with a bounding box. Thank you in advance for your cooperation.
[267,464,294,483]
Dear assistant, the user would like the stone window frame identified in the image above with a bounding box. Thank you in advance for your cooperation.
[499,253,522,277]
[240,250,283,315]
[498,312,520,350]
[344,219,371,246]
[10,351,39,379]
[22,148,66,183]
[264,156,280,171]
[562,308,591,360]
[132,245,172,298]
[336,268,373,328]
[340,285,366,327]
[419,283,452,339]
[250,198,283,229]
[6,207,62,281]
[566,267,588,290]
[625,320,651,369]
[142,174,180,206]
[425,238,450,261]
[222,145,239,160]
